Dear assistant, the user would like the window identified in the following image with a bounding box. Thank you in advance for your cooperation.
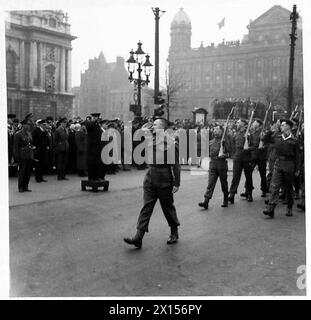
[6,50,17,84]
[46,46,55,61]
[45,64,56,92]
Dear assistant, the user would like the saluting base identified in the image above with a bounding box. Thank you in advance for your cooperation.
[81,179,109,192]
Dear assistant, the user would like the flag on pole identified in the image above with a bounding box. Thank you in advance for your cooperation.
[217,17,225,29]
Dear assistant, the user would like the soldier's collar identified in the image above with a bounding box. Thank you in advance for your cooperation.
[281,132,293,141]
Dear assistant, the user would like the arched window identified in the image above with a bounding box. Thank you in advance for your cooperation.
[6,50,17,84]
[45,64,56,92]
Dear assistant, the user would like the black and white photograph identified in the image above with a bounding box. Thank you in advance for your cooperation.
[0,0,310,300]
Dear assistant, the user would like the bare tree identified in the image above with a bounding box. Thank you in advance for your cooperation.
[163,67,187,121]
[259,78,303,109]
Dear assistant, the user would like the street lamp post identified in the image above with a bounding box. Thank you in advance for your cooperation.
[127,41,152,121]
[287,4,299,118]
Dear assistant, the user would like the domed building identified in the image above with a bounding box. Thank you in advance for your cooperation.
[167,6,303,122]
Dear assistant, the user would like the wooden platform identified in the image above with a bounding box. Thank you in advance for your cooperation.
[81,179,109,192]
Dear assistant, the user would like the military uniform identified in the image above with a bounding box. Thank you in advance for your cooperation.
[248,128,268,195]
[265,132,299,215]
[203,137,229,205]
[229,128,253,199]
[136,136,180,233]
[13,130,34,192]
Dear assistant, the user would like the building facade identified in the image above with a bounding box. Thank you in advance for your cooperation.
[168,6,303,121]
[80,54,137,121]
[6,10,76,120]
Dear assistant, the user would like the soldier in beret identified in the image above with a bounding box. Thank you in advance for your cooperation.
[240,119,268,199]
[198,125,230,209]
[263,119,300,218]
[228,119,253,203]
[124,118,181,248]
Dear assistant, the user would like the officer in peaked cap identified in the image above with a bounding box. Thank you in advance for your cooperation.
[83,112,105,181]
[33,119,48,183]
[54,117,69,180]
[13,118,34,192]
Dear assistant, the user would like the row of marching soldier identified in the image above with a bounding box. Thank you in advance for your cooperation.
[198,104,305,218]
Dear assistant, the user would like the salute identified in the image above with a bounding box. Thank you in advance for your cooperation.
[263,119,300,218]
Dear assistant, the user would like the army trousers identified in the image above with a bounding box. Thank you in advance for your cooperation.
[137,167,180,233]
[250,159,268,193]
[56,151,68,179]
[204,159,228,200]
[268,159,295,209]
[266,157,276,192]
[229,159,253,195]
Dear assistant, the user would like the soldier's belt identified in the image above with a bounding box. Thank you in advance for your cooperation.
[210,156,226,160]
[149,164,171,168]
[278,156,295,160]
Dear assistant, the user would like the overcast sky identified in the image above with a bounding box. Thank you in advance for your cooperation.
[1,0,309,90]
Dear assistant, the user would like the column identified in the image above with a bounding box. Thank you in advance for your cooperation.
[29,41,37,88]
[66,48,72,92]
[19,40,25,88]
[37,42,42,88]
[60,47,66,92]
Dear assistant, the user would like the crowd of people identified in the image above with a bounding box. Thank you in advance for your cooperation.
[8,107,305,220]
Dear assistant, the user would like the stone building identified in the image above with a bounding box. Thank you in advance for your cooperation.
[5,10,76,120]
[167,6,303,121]
[79,53,135,120]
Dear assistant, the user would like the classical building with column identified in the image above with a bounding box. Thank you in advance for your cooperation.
[5,10,76,120]
[167,5,303,121]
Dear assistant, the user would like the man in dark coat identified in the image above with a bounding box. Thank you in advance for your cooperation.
[67,123,77,174]
[75,123,88,177]
[13,118,34,192]
[83,113,104,181]
[32,119,48,182]
[54,118,69,180]
[124,118,181,248]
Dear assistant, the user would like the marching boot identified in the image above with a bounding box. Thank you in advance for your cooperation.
[221,194,228,207]
[228,193,235,204]
[297,203,305,211]
[263,204,275,218]
[286,207,293,216]
[264,199,269,205]
[167,226,179,244]
[198,199,209,210]
[240,191,247,198]
[124,229,145,248]
[247,192,253,202]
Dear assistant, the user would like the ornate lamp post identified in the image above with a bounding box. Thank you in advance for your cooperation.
[127,41,152,120]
